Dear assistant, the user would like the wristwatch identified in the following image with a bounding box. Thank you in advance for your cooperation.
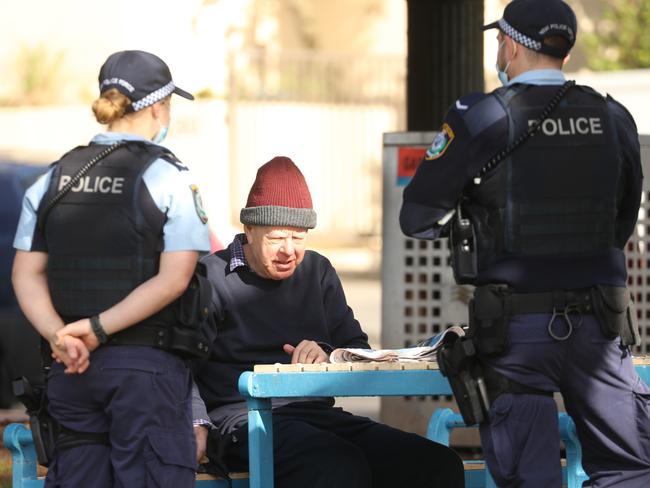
[90,315,108,344]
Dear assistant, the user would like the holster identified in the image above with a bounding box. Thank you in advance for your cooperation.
[590,285,640,346]
[469,285,511,356]
[12,377,56,466]
[437,337,490,425]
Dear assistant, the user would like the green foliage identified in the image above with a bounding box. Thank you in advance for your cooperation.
[584,0,650,70]
[16,43,66,104]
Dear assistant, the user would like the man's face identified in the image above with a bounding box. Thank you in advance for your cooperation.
[244,225,308,280]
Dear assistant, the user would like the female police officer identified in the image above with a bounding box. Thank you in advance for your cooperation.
[12,50,210,487]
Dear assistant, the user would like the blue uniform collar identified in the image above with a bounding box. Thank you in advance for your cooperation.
[91,132,156,145]
[507,69,566,86]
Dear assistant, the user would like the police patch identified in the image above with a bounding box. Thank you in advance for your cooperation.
[425,123,455,161]
[190,184,208,224]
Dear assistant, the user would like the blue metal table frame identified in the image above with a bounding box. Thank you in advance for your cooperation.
[238,362,650,488]
[238,366,451,488]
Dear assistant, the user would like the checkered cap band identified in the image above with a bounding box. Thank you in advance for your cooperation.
[498,18,542,51]
[131,81,175,112]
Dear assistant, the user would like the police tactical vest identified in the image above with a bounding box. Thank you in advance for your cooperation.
[464,84,623,275]
[39,142,178,326]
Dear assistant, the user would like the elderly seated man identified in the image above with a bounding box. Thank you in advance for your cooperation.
[193,156,464,488]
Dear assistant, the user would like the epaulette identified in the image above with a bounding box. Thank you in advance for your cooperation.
[49,145,87,168]
[450,92,488,114]
[604,93,636,123]
[454,91,508,138]
[158,148,188,171]
[574,84,606,101]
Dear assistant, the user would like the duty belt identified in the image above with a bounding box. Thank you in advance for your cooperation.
[495,287,593,341]
[108,325,210,358]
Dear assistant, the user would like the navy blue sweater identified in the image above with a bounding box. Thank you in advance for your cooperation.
[195,247,369,411]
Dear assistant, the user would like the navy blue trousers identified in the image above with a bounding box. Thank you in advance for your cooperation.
[480,315,650,488]
[224,402,465,488]
[44,346,196,488]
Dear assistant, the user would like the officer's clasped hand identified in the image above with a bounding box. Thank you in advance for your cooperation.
[56,318,101,353]
[50,334,90,374]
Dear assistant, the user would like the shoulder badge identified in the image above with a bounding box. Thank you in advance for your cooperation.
[425,123,455,161]
[190,184,209,224]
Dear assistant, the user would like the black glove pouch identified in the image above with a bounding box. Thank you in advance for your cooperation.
[590,285,639,346]
[470,285,510,356]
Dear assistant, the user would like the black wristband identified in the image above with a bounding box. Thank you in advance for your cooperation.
[90,315,108,344]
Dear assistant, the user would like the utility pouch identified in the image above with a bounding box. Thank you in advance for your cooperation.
[470,285,510,356]
[590,286,639,346]
[175,261,216,357]
[178,261,209,330]
[437,337,490,425]
[12,377,56,467]
[449,202,478,284]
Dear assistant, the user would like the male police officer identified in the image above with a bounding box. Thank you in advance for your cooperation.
[400,0,650,486]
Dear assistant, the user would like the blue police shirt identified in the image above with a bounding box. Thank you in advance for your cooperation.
[13,132,210,252]
[507,68,565,86]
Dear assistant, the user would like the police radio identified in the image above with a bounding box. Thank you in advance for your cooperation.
[449,201,478,284]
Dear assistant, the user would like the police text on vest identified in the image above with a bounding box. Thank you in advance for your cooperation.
[528,117,603,136]
[58,175,125,194]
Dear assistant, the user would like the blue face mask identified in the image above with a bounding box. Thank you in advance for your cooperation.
[495,39,512,86]
[153,126,168,144]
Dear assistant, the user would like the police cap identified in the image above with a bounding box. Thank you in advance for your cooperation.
[483,0,577,59]
[98,50,194,112]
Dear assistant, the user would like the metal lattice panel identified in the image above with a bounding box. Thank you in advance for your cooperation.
[628,136,650,355]
[380,132,650,440]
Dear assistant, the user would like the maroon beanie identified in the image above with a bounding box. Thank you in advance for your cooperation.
[240,156,317,229]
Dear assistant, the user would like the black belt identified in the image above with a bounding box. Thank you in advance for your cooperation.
[107,325,210,358]
[506,288,593,315]
[477,286,595,341]
[108,324,172,348]
[483,365,553,400]
[58,426,109,451]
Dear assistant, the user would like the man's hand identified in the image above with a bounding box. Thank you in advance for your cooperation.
[56,318,100,353]
[50,335,90,374]
[194,424,209,463]
[283,340,328,364]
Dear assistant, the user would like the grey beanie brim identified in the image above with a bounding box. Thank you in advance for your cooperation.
[240,205,317,229]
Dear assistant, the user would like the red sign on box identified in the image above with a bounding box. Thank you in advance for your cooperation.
[397,147,426,186]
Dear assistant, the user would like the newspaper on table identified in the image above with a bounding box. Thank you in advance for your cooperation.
[329,325,466,363]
